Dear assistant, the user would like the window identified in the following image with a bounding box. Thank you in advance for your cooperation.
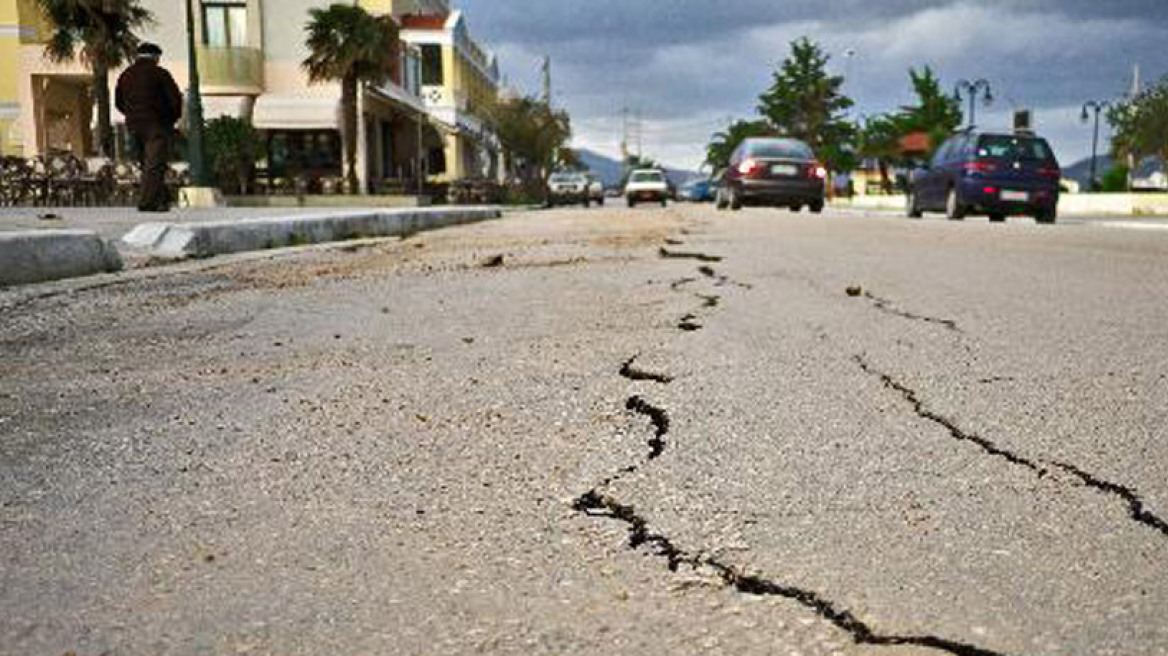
[421,45,443,85]
[203,2,248,48]
[746,139,814,160]
[631,171,664,183]
[976,135,1053,161]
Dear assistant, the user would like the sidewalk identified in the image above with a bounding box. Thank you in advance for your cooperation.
[0,206,361,242]
[0,205,501,288]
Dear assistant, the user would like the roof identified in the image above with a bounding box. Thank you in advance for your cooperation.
[400,14,449,30]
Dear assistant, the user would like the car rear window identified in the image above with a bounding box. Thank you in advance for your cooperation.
[976,135,1053,161]
[631,171,664,183]
[746,140,814,160]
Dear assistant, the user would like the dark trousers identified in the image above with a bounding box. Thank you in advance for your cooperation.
[130,124,173,211]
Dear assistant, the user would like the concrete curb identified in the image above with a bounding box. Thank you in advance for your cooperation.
[0,230,123,288]
[122,207,502,259]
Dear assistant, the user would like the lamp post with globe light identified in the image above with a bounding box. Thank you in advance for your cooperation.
[1080,100,1110,192]
[184,0,208,186]
[955,79,993,129]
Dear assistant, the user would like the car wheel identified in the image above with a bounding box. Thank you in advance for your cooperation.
[660,198,667,207]
[809,200,824,214]
[715,188,728,210]
[1035,208,1057,224]
[907,191,923,218]
[627,196,636,208]
[789,204,802,213]
[988,213,1006,223]
[945,188,966,220]
[729,186,743,211]
[598,197,604,207]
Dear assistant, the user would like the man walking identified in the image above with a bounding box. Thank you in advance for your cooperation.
[115,43,184,213]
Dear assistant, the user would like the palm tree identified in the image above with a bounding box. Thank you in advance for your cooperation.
[36,0,153,158]
[705,119,772,171]
[303,3,399,195]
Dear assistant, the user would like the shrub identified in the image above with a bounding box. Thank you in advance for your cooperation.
[206,117,260,194]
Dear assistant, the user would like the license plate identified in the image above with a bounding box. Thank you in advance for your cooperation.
[771,164,798,176]
[638,192,655,199]
[1001,190,1029,202]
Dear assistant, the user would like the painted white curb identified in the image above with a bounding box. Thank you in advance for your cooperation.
[123,207,502,259]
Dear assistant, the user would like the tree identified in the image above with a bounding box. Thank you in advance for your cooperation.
[757,37,855,171]
[898,66,962,157]
[705,119,773,171]
[36,0,153,157]
[206,116,260,194]
[857,114,905,193]
[303,3,399,194]
[484,94,571,186]
[1108,78,1168,169]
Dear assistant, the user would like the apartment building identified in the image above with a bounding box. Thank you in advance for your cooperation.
[398,5,502,181]
[0,0,52,156]
[9,0,500,192]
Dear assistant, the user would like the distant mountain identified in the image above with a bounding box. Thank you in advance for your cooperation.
[1063,154,1163,187]
[575,148,698,189]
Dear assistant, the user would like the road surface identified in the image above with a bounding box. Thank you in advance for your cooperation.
[3,204,1167,655]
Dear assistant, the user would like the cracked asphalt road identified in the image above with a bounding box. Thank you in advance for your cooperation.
[2,205,1167,655]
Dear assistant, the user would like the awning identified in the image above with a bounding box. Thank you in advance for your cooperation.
[252,95,340,130]
[369,83,429,117]
[202,95,254,121]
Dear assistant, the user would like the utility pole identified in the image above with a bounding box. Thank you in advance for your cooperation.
[621,106,629,175]
[635,108,642,160]
[542,56,552,105]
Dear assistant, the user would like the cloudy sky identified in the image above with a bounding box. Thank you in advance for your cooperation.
[459,0,1167,171]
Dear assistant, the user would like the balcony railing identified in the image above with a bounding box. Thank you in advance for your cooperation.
[197,46,264,94]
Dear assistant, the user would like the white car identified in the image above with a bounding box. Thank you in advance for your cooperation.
[624,169,669,207]
[547,172,591,208]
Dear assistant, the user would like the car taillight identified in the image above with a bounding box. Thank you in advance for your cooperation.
[738,158,761,176]
[810,164,828,179]
[962,161,998,174]
[1038,165,1061,179]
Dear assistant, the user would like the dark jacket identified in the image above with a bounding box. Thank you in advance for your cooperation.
[115,58,184,132]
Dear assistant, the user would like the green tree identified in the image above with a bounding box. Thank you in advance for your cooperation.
[898,66,963,157]
[757,37,855,171]
[36,0,153,157]
[206,116,260,194]
[857,114,905,193]
[485,94,571,186]
[705,119,773,171]
[303,3,399,194]
[1108,78,1168,168]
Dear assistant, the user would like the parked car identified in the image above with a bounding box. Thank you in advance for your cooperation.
[715,137,826,212]
[586,174,605,206]
[679,177,715,202]
[547,171,591,208]
[907,130,1061,223]
[624,169,670,207]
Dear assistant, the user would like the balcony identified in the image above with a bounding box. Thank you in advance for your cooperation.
[196,46,264,95]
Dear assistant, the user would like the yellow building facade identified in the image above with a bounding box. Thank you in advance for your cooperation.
[8,0,498,192]
[399,8,501,181]
[0,0,50,156]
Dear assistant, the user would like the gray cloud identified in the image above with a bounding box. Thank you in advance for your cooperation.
[461,0,1168,168]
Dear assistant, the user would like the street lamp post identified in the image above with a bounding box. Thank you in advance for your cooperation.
[185,0,208,186]
[954,79,993,129]
[1080,100,1110,192]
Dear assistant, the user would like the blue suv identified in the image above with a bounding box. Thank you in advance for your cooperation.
[908,131,1061,224]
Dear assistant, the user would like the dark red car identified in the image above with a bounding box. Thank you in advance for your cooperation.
[715,137,827,212]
